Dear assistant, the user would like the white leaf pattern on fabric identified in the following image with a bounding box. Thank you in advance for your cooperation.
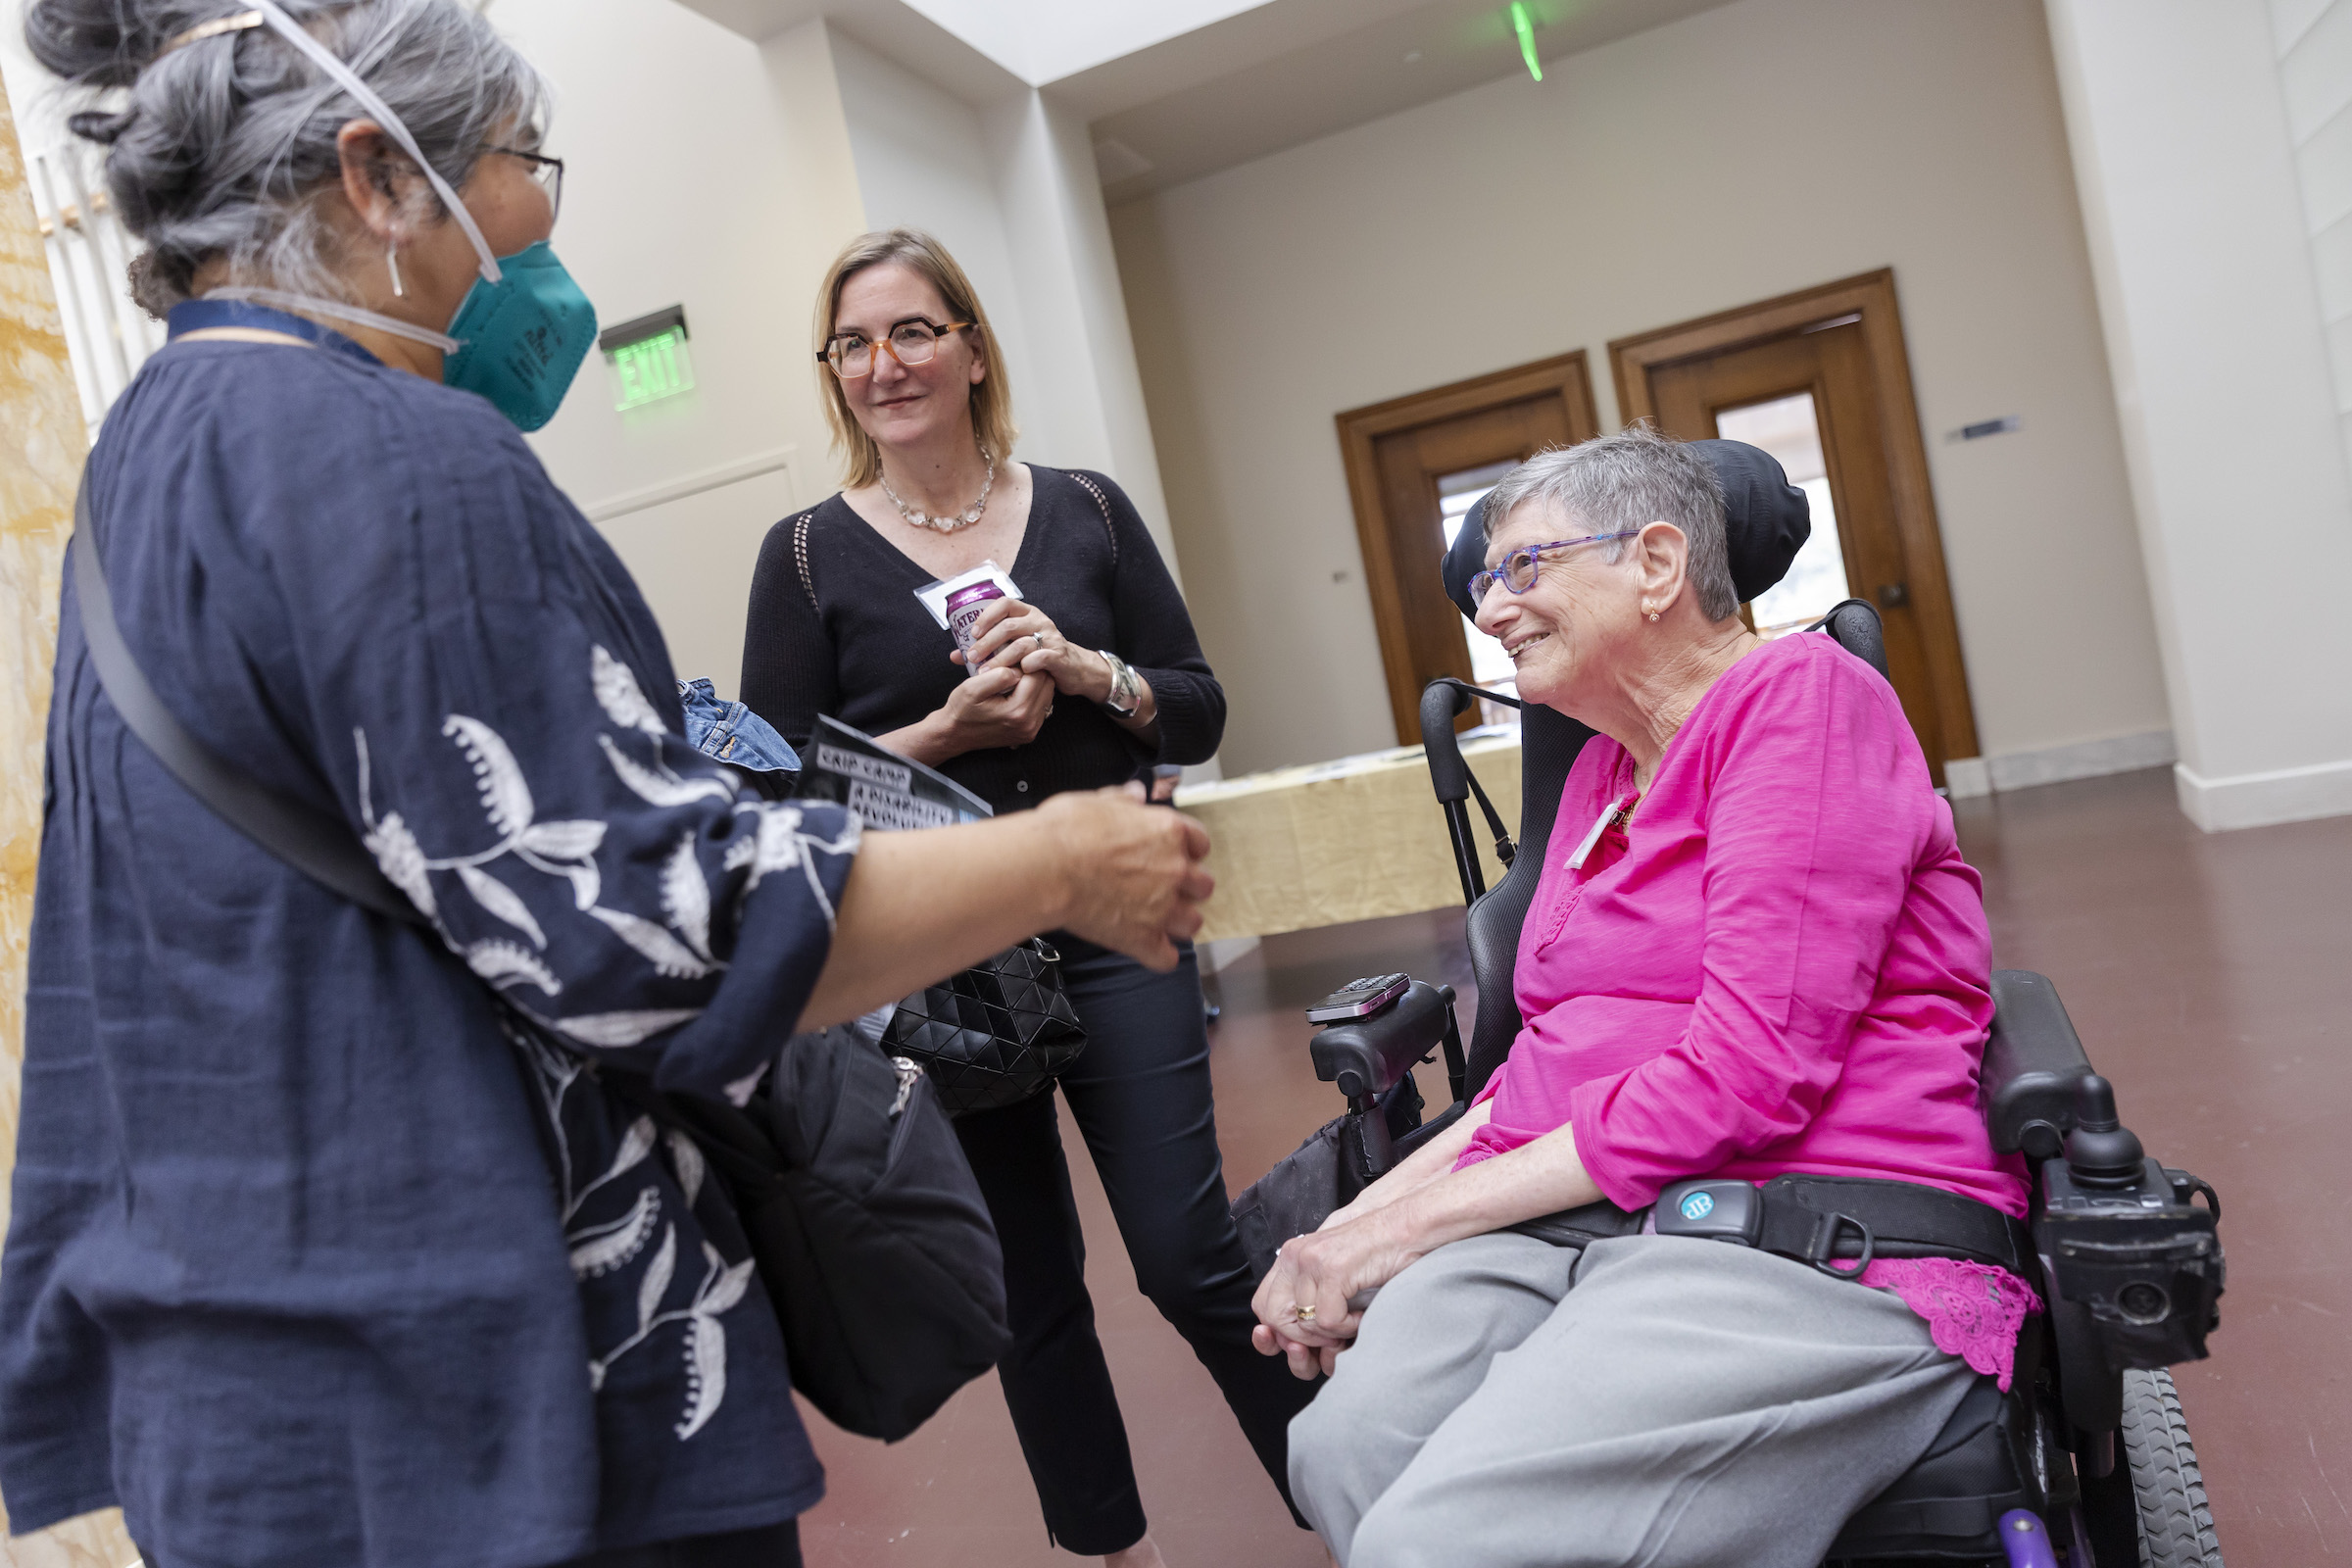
[638,1225,677,1333]
[698,1255,755,1318]
[552,1008,704,1048]
[465,941,561,995]
[747,805,806,887]
[444,715,536,838]
[589,907,715,979]
[362,812,436,919]
[341,641,866,1455]
[599,734,736,808]
[593,644,669,736]
[665,1129,705,1208]
[677,1314,727,1439]
[721,1063,767,1106]
[522,820,607,858]
[457,862,548,949]
[559,859,601,911]
[662,835,714,963]
[604,1116,657,1186]
[569,1185,660,1277]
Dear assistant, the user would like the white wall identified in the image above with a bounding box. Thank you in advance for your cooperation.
[495,3,868,698]
[830,28,1038,472]
[1110,0,2171,778]
[2049,0,2352,829]
[829,26,1183,565]
[2275,0,2352,467]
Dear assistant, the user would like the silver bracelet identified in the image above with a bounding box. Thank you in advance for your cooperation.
[1098,650,1143,719]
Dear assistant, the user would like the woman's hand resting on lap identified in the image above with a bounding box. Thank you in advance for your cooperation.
[1250,1208,1428,1380]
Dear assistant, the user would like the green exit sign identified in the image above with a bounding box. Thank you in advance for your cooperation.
[599,306,696,412]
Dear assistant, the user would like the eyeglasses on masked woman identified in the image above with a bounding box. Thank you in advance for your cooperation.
[1468,529,1642,607]
[485,145,564,223]
[818,317,975,379]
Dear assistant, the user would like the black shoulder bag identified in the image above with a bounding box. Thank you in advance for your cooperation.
[69,485,1007,1442]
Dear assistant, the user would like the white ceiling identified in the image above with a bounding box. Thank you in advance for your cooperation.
[671,0,1739,199]
[1076,0,1739,199]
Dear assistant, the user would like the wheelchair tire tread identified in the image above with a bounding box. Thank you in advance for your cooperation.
[2122,1367,2222,1568]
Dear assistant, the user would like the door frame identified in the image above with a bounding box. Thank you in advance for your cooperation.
[1607,269,1980,764]
[1336,351,1601,744]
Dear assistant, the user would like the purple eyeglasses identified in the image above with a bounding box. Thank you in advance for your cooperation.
[1468,530,1642,607]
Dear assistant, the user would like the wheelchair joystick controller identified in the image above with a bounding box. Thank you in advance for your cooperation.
[2062,1075,2144,1191]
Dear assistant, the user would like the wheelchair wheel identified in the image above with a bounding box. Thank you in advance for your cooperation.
[2121,1368,2222,1566]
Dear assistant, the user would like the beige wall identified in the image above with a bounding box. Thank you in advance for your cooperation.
[1111,0,2170,776]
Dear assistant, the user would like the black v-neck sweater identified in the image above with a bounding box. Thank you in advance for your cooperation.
[739,466,1225,814]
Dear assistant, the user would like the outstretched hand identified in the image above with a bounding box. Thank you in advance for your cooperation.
[1034,784,1212,970]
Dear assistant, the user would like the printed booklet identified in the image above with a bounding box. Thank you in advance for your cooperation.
[791,714,994,831]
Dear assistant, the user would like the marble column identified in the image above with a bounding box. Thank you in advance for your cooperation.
[0,70,137,1568]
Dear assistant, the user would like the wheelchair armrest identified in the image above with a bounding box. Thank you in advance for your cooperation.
[1983,970,2095,1160]
[1312,980,1451,1102]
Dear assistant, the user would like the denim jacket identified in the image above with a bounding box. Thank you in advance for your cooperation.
[677,678,800,775]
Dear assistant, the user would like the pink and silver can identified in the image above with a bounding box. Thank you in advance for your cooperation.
[946,580,1007,674]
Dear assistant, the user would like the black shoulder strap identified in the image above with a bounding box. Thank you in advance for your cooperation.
[69,479,427,929]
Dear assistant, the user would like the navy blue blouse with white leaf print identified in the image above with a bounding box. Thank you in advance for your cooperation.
[0,301,855,1568]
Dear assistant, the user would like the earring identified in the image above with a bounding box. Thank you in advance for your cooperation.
[386,243,404,299]
[1647,607,1660,622]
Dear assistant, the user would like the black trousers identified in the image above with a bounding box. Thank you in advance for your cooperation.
[552,1520,800,1566]
[954,937,1317,1554]
[147,1521,799,1568]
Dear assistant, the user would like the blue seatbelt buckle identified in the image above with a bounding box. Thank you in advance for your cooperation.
[1654,1180,1763,1245]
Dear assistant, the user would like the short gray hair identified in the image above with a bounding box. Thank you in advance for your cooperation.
[1481,425,1739,622]
[26,0,547,314]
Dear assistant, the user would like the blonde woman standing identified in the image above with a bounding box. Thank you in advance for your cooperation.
[742,230,1314,1567]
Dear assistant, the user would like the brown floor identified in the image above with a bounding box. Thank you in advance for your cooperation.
[796,766,2350,1566]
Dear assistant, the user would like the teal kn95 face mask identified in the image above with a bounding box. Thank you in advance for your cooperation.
[441,240,600,432]
[209,1,600,431]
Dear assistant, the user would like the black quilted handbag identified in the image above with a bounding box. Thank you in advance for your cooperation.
[881,938,1087,1115]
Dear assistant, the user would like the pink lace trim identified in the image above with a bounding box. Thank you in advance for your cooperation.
[1858,1258,2043,1390]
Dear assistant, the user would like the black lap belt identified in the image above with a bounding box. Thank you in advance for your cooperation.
[1510,1174,2029,1278]
[1656,1174,2030,1277]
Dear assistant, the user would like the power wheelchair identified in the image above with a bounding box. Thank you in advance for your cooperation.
[1237,535,2227,1565]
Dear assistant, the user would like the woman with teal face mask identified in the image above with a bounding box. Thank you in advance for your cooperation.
[201,0,600,430]
[3,3,1219,1567]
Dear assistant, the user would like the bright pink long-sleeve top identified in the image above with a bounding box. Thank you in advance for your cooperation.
[1460,632,2028,1220]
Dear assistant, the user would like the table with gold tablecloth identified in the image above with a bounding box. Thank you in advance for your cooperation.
[1173,731,1523,942]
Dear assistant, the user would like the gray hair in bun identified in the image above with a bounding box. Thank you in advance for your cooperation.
[24,0,547,315]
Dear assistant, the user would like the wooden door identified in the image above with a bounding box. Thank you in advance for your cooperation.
[1610,270,1978,784]
[1338,353,1601,745]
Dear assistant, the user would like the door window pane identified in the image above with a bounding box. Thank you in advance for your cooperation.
[1713,392,1849,637]
[1436,460,1522,718]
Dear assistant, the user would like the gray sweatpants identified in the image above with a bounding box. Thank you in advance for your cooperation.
[1288,1233,1978,1568]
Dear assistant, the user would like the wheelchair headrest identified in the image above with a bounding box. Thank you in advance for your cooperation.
[1441,438,1812,619]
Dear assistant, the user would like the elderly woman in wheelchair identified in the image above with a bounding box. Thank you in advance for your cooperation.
[1251,426,2043,1568]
